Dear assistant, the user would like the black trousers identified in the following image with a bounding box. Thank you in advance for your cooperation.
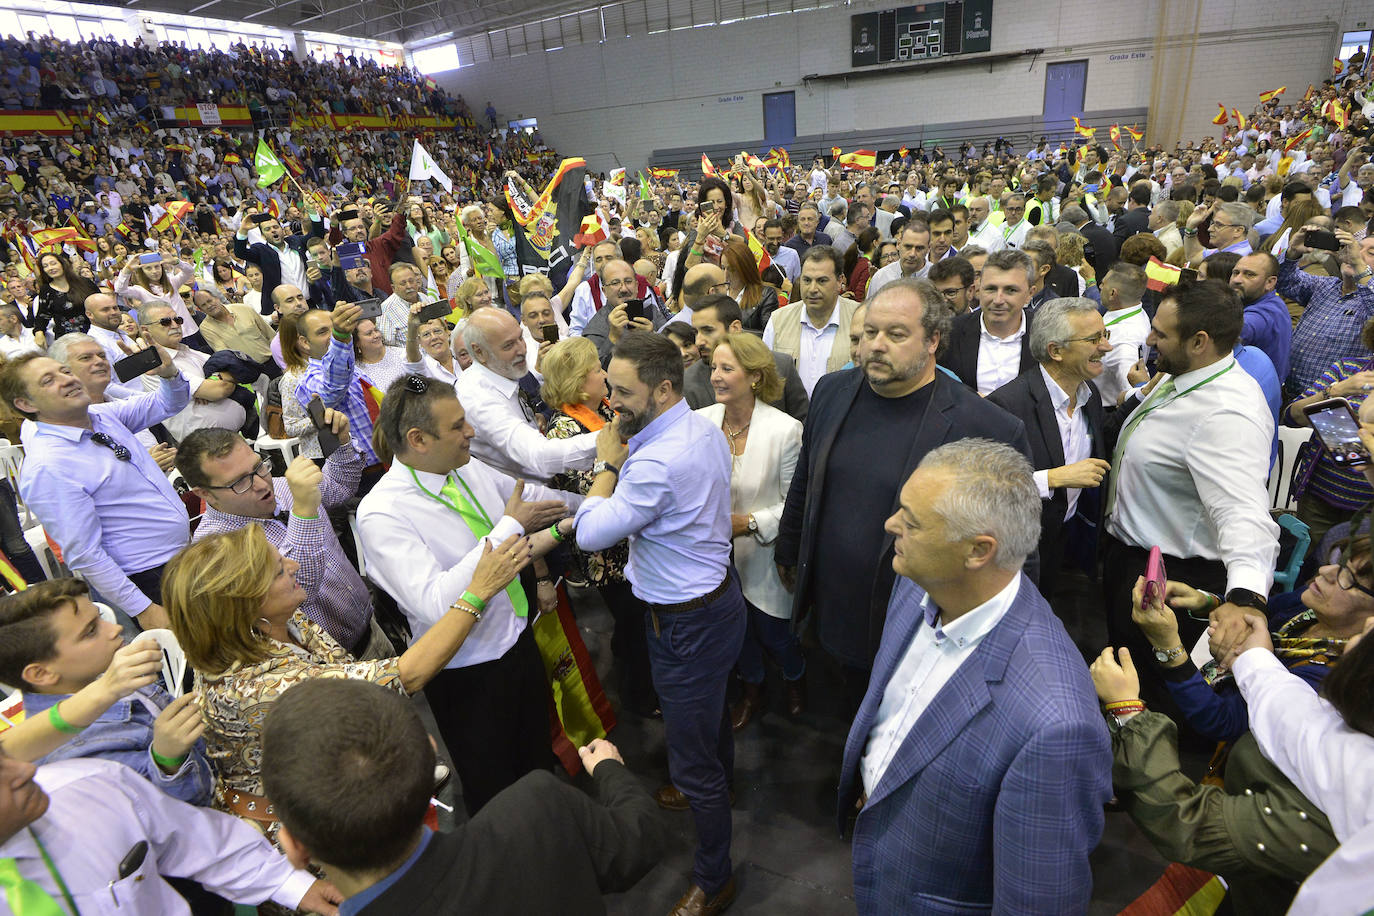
[1101,534,1228,723]
[423,625,551,817]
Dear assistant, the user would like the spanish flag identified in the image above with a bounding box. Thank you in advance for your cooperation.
[94,111,110,126]
[1284,126,1314,152]
[224,152,241,165]
[573,213,606,248]
[701,153,716,176]
[1232,109,1246,131]
[898,145,909,159]
[1258,87,1286,103]
[1303,84,1315,103]
[830,146,841,158]
[1108,125,1121,150]
[1124,124,1144,141]
[1334,102,1350,130]
[743,152,766,170]
[1334,57,1345,75]
[649,167,679,178]
[1144,256,1181,292]
[1072,116,1096,138]
[1211,103,1229,126]
[743,227,772,274]
[838,149,877,170]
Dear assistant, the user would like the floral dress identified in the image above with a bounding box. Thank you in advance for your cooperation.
[546,401,630,585]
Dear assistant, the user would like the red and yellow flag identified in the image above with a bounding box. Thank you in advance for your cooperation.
[837,149,877,170]
[1211,103,1229,126]
[1258,87,1286,103]
[830,146,841,158]
[94,111,111,126]
[1334,57,1345,75]
[1144,256,1181,292]
[649,167,679,178]
[1108,125,1121,150]
[1232,109,1247,130]
[1303,84,1315,103]
[573,213,606,248]
[1072,116,1096,138]
[1334,102,1350,130]
[898,145,909,159]
[743,152,766,170]
[224,152,241,165]
[1284,126,1314,152]
[701,153,716,176]
[1124,124,1144,141]
[743,227,772,275]
[0,549,26,592]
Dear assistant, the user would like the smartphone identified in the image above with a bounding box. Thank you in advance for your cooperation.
[306,395,341,459]
[337,241,366,271]
[1143,546,1168,604]
[139,251,161,266]
[113,347,162,382]
[1306,229,1341,251]
[354,297,384,321]
[698,200,716,215]
[1304,397,1371,467]
[541,323,559,344]
[623,298,644,321]
[416,300,452,324]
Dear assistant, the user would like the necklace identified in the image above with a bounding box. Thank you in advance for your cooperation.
[722,418,751,456]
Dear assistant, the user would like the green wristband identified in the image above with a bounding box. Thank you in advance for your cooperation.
[460,591,487,612]
[48,702,84,735]
[151,749,188,770]
[549,522,564,543]
[332,329,351,342]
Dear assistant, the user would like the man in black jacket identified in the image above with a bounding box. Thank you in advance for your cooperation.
[262,679,667,915]
[1113,182,1153,247]
[1061,203,1119,280]
[987,297,1111,601]
[775,279,1029,708]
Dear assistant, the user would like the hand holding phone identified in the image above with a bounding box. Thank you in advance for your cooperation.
[541,323,560,344]
[307,395,341,459]
[623,298,644,322]
[353,297,384,321]
[1304,396,1372,467]
[114,347,163,382]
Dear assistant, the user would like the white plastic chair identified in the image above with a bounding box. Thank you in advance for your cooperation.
[255,432,301,467]
[0,441,36,530]
[94,602,118,625]
[24,526,61,580]
[1268,426,1313,511]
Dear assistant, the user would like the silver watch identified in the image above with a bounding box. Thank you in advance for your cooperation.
[592,460,619,476]
[747,516,758,533]
[1153,645,1185,664]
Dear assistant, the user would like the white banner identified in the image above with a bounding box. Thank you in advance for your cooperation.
[196,103,221,126]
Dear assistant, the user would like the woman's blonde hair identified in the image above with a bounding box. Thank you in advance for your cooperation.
[163,525,279,674]
[540,336,601,407]
[718,332,782,402]
[1055,233,1086,270]
[453,276,488,315]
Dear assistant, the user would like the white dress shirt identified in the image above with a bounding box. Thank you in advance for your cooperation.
[356,457,581,668]
[454,359,597,481]
[860,575,1020,795]
[88,324,134,366]
[143,344,245,441]
[0,327,41,358]
[1033,366,1092,520]
[422,352,459,386]
[968,219,1006,253]
[1093,305,1151,407]
[975,311,1027,396]
[1234,648,1374,915]
[2,758,314,915]
[867,259,931,299]
[1106,355,1278,593]
[762,306,841,396]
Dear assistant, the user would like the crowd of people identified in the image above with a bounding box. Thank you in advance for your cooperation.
[0,25,1373,916]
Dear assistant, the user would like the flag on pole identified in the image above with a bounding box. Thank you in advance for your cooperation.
[898,145,909,159]
[637,171,653,201]
[830,146,841,158]
[152,200,192,235]
[1124,124,1144,141]
[1303,84,1315,103]
[1072,116,1096,138]
[573,214,607,248]
[1232,109,1247,130]
[224,152,241,165]
[1334,57,1345,75]
[1144,256,1182,292]
[1109,125,1121,150]
[408,139,452,192]
[701,153,716,177]
[1258,87,1286,102]
[837,150,877,170]
[1284,126,1314,152]
[1211,103,1229,126]
[743,152,766,170]
[94,111,110,126]
[254,139,286,188]
[743,227,772,274]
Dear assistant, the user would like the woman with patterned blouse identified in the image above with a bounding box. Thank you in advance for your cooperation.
[162,523,530,846]
[541,336,657,715]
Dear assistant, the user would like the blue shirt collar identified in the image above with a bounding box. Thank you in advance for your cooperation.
[339,827,433,916]
[627,397,688,457]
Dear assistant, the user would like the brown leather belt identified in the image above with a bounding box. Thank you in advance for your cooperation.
[218,787,278,824]
[647,573,732,636]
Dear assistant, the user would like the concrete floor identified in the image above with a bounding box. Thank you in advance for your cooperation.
[421,570,1207,916]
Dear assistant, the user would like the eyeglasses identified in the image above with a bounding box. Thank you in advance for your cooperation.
[1211,221,1240,231]
[179,292,192,299]
[1336,551,1374,599]
[708,281,730,294]
[205,458,271,494]
[143,316,184,328]
[1064,329,1111,345]
[935,285,970,301]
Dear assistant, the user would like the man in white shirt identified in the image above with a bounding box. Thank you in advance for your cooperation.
[1093,263,1152,406]
[761,219,800,285]
[937,249,1036,395]
[357,376,576,815]
[999,194,1031,249]
[763,247,861,396]
[838,439,1111,913]
[965,196,1005,253]
[377,262,427,347]
[867,224,932,297]
[455,308,598,481]
[138,302,246,441]
[0,303,41,357]
[84,293,133,365]
[1102,278,1278,717]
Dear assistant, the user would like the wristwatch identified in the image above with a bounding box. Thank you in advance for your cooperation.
[592,460,619,476]
[1153,645,1185,664]
[747,515,758,533]
[1224,587,1269,612]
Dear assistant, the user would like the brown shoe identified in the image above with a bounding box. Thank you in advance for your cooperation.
[730,682,762,731]
[655,784,736,811]
[669,877,738,916]
[785,676,806,717]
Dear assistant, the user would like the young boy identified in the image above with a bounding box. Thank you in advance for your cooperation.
[0,578,212,805]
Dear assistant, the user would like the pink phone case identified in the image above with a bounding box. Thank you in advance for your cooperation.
[1143,546,1167,603]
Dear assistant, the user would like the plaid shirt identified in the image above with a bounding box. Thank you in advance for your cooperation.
[294,335,380,465]
[193,446,373,650]
[1279,257,1374,393]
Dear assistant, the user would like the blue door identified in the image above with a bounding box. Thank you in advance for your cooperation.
[763,91,796,149]
[1043,60,1088,128]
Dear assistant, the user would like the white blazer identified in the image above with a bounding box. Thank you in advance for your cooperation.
[697,399,802,618]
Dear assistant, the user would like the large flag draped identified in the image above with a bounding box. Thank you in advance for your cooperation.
[503,157,595,287]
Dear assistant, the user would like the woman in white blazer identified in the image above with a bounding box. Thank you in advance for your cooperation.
[696,332,805,730]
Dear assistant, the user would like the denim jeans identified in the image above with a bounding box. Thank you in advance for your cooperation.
[645,573,746,895]
[735,601,806,685]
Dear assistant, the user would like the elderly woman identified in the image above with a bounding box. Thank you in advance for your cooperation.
[355,312,425,393]
[165,523,529,844]
[419,318,461,385]
[451,275,494,319]
[541,336,657,715]
[696,332,805,727]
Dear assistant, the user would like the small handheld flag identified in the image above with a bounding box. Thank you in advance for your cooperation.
[254,139,286,189]
[1211,104,1228,126]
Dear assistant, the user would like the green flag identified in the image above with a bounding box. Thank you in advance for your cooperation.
[455,219,505,280]
[254,139,286,188]
[638,171,652,201]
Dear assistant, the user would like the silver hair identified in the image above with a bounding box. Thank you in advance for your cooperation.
[920,438,1042,570]
[1217,201,1256,230]
[1060,204,1090,226]
[450,317,468,354]
[1029,297,1101,363]
[459,204,484,225]
[136,300,173,325]
[1153,200,1180,222]
[828,200,848,220]
[49,332,98,366]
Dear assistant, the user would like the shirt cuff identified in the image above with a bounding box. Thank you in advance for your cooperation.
[491,514,525,540]
[270,870,317,911]
[1224,563,1272,595]
[1231,644,1285,690]
[1033,469,1051,499]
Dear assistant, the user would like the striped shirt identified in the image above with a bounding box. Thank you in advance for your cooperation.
[1293,358,1374,511]
[1279,257,1374,393]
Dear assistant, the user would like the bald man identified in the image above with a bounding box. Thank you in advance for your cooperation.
[85,293,134,365]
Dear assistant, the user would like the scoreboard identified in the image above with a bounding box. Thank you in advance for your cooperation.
[850,1,993,68]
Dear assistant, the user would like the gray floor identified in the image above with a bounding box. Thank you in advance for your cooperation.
[419,570,1205,916]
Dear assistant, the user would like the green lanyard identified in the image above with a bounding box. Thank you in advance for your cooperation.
[408,467,528,617]
[1131,360,1235,427]
[33,827,79,915]
[1105,307,1144,327]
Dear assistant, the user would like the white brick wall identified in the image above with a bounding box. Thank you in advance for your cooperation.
[437,0,1366,170]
